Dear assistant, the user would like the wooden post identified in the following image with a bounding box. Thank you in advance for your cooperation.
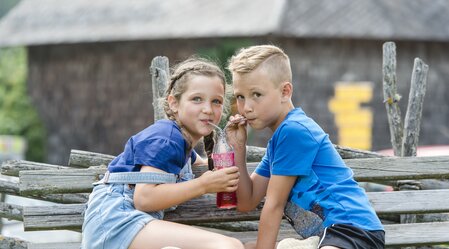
[150,56,170,122]
[398,58,428,248]
[383,42,429,249]
[382,42,403,156]
[401,58,429,157]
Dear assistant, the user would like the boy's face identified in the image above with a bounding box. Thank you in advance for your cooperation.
[233,67,287,131]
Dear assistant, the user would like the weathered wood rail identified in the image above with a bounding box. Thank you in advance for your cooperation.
[1,150,449,248]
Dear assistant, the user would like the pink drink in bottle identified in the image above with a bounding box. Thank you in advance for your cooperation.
[211,133,237,209]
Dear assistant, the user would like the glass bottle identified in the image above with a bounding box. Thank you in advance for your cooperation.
[211,132,237,209]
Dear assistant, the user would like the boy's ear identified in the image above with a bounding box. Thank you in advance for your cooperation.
[167,95,179,113]
[280,82,293,102]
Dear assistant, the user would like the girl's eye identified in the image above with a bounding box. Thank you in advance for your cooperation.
[235,95,244,100]
[192,97,202,102]
[212,99,223,105]
[253,92,261,98]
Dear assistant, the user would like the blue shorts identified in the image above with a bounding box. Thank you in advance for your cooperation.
[81,183,163,249]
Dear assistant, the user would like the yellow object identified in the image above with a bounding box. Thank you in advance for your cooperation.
[328,82,373,150]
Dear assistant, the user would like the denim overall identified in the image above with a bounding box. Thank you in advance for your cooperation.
[81,160,194,249]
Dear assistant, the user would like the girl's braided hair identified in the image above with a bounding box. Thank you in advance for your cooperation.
[162,57,227,169]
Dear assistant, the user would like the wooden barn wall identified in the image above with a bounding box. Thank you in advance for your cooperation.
[27,39,234,164]
[280,39,449,151]
[28,38,449,163]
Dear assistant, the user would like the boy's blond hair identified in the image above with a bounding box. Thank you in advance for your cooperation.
[228,45,292,85]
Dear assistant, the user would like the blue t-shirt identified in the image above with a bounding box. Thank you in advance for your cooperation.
[255,108,383,231]
[108,119,196,174]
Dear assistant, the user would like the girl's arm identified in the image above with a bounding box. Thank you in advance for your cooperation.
[192,152,207,166]
[133,165,239,212]
[256,175,297,249]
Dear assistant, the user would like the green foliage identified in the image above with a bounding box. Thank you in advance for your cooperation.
[0,47,46,162]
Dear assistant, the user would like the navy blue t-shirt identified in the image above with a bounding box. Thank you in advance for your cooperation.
[108,119,196,174]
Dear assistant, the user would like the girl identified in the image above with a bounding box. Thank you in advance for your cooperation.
[81,57,245,249]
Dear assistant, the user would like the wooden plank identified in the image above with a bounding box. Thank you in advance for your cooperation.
[23,203,85,231]
[20,221,449,247]
[213,221,449,246]
[0,235,27,249]
[347,156,449,182]
[22,195,262,231]
[1,160,70,176]
[17,156,449,196]
[19,168,105,195]
[384,221,449,247]
[68,149,114,168]
[368,189,449,214]
[0,174,89,204]
[211,222,449,246]
[27,243,81,249]
[0,202,23,220]
[67,145,384,168]
[21,189,449,231]
[0,174,20,195]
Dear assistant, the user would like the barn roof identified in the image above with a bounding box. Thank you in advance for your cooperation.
[1,0,448,47]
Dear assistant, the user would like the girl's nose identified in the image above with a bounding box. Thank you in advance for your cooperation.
[202,103,213,114]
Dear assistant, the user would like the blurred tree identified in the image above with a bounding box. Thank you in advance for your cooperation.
[0,47,46,162]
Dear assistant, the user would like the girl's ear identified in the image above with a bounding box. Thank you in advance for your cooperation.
[280,82,293,102]
[167,95,179,113]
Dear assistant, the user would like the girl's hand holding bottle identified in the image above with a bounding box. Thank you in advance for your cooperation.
[199,166,240,194]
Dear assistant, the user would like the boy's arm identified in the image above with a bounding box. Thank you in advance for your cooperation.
[233,142,270,212]
[256,175,297,249]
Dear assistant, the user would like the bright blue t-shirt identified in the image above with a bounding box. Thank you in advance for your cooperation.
[108,119,196,174]
[255,108,383,231]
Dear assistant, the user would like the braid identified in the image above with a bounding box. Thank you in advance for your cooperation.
[203,131,215,170]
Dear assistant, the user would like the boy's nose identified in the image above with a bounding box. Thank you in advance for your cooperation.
[243,101,253,113]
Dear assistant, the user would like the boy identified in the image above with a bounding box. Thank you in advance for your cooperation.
[226,45,385,249]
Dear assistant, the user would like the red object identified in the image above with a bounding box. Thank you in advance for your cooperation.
[212,151,237,209]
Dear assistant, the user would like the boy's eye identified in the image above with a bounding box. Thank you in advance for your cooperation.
[253,92,261,98]
[235,95,244,100]
[192,97,202,102]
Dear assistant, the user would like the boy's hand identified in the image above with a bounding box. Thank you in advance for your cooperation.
[199,166,240,193]
[226,114,247,151]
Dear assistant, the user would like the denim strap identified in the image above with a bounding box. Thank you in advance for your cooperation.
[98,171,177,184]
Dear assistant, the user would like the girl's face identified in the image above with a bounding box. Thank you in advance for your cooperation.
[169,75,225,143]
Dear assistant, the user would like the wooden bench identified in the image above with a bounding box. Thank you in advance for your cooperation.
[2,149,449,248]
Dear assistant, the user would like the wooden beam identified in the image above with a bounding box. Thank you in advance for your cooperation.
[21,189,449,231]
[67,145,384,168]
[17,156,449,195]
[1,160,70,177]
